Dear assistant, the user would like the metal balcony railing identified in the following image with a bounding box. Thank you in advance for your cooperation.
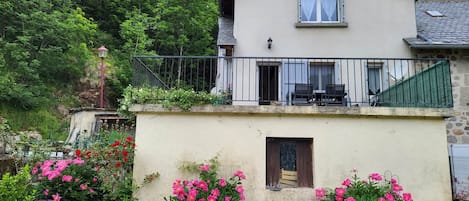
[132,56,453,108]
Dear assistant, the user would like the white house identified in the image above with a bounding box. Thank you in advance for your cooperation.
[131,0,454,200]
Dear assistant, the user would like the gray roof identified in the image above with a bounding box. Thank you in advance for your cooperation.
[405,0,469,49]
[217,17,236,46]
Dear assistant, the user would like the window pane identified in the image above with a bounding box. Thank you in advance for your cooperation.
[321,66,334,89]
[368,68,381,95]
[310,66,320,90]
[280,142,296,171]
[321,0,338,21]
[311,64,334,90]
[301,0,317,21]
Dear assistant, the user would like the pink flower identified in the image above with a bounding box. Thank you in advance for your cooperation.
[187,188,198,201]
[233,170,246,179]
[199,164,210,172]
[44,189,49,196]
[75,178,80,182]
[335,187,347,197]
[392,183,403,192]
[344,197,356,201]
[342,178,351,187]
[336,196,343,201]
[403,193,413,201]
[52,193,61,201]
[198,181,208,192]
[207,195,217,201]
[89,188,95,193]
[80,183,88,190]
[56,160,70,171]
[198,199,205,201]
[92,177,98,182]
[62,175,73,182]
[369,173,383,181]
[378,198,385,201]
[47,170,61,180]
[224,197,231,201]
[210,188,220,197]
[235,185,244,193]
[240,193,245,201]
[219,178,227,187]
[72,157,85,165]
[385,193,395,201]
[32,167,38,175]
[391,178,397,184]
[315,188,326,200]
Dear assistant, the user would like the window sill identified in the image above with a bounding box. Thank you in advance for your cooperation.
[295,22,348,28]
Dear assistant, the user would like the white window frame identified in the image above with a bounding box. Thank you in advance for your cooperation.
[299,0,344,23]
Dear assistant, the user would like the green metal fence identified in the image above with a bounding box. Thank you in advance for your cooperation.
[376,61,452,108]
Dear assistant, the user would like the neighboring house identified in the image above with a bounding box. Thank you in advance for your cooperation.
[404,0,469,198]
[131,0,454,200]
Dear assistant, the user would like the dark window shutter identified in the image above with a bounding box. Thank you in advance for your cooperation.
[266,140,280,186]
[296,141,313,187]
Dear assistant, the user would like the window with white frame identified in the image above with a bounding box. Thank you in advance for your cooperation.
[309,62,335,91]
[299,0,342,22]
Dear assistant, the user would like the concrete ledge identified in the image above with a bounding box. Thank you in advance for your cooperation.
[130,104,454,118]
[295,22,348,28]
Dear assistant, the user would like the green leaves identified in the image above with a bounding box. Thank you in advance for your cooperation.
[0,165,36,201]
[119,86,220,115]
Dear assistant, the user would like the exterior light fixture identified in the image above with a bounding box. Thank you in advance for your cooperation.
[97,45,108,108]
[267,37,273,49]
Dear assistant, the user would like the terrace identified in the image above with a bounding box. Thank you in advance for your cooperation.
[132,56,453,108]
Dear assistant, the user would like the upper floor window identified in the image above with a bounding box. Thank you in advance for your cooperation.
[300,0,341,23]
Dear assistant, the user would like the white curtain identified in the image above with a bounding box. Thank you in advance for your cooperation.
[301,0,316,21]
[321,0,337,21]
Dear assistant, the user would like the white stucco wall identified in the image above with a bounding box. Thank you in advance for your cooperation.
[132,105,452,201]
[232,0,416,58]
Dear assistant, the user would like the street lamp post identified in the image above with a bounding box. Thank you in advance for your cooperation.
[98,45,108,108]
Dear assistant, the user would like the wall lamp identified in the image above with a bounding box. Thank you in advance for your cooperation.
[267,37,273,49]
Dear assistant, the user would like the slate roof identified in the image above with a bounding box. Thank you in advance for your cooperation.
[217,17,236,46]
[405,0,469,49]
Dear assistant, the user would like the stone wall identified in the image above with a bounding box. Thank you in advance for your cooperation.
[415,49,469,143]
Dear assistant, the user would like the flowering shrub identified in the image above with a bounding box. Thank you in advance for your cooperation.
[33,157,103,200]
[315,170,413,201]
[165,164,246,201]
[32,132,138,201]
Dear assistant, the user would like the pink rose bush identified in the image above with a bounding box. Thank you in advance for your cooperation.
[165,164,246,201]
[31,133,137,201]
[32,157,103,200]
[315,170,413,201]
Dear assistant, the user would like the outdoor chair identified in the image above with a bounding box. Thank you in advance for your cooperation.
[292,84,314,105]
[321,84,347,106]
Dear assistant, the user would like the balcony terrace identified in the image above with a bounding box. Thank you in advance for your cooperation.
[132,56,452,108]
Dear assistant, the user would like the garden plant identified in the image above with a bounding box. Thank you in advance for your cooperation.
[315,170,413,201]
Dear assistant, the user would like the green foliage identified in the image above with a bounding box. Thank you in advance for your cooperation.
[316,171,413,201]
[119,86,220,115]
[0,105,67,140]
[0,165,36,201]
[154,0,219,56]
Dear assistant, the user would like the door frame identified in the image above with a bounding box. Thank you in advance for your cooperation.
[256,61,282,105]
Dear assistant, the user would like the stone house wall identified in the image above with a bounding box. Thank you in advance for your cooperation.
[415,49,469,143]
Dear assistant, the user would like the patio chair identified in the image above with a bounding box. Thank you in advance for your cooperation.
[321,84,347,106]
[292,84,314,105]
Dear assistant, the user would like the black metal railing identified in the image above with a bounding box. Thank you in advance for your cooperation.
[132,56,453,108]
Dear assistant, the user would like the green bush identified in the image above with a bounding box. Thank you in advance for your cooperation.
[0,165,36,201]
[119,86,220,117]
